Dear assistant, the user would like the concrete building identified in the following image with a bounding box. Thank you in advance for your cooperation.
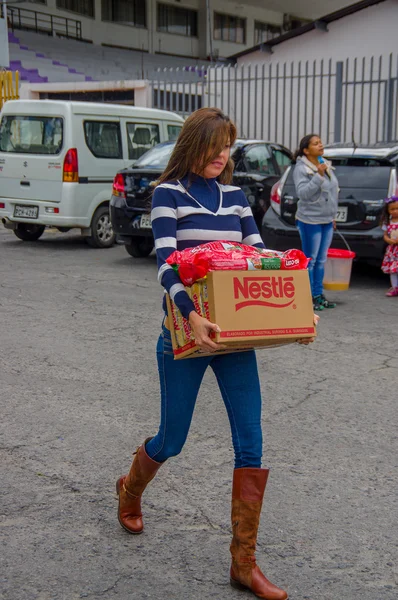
[5,0,356,61]
[231,0,397,64]
[199,0,398,147]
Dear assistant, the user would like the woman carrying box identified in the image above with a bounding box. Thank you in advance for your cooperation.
[116,108,314,600]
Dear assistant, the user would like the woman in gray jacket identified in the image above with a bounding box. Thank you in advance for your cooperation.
[293,134,339,310]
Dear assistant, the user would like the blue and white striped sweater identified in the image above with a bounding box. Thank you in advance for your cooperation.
[151,174,265,319]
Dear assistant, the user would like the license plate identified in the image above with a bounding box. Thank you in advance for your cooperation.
[14,204,39,219]
[140,214,152,229]
[335,207,348,223]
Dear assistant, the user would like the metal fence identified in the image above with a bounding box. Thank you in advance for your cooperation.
[151,54,398,149]
[5,5,82,40]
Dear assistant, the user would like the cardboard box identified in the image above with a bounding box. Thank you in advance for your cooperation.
[166,269,316,359]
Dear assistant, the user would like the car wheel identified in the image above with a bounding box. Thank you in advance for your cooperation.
[86,206,116,248]
[125,237,154,258]
[13,223,45,241]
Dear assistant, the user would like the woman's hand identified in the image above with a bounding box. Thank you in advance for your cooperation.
[297,314,319,345]
[317,163,328,177]
[188,311,227,353]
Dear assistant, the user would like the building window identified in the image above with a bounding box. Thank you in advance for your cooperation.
[254,21,282,44]
[101,0,146,28]
[43,90,135,103]
[157,3,198,37]
[57,0,94,18]
[214,13,245,44]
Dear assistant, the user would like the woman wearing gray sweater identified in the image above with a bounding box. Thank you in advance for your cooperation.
[293,134,339,310]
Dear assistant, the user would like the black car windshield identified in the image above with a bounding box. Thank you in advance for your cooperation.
[133,143,175,169]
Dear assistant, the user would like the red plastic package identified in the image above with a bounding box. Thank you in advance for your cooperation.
[166,241,309,286]
[280,248,310,270]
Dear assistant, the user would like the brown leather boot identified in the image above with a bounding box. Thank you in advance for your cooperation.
[116,438,162,534]
[230,468,288,600]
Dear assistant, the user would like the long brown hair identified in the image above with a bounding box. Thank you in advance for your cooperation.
[156,107,237,186]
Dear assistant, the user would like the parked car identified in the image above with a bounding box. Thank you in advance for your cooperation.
[262,143,398,263]
[0,100,184,247]
[110,139,292,257]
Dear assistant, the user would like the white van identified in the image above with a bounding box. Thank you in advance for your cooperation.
[0,100,184,247]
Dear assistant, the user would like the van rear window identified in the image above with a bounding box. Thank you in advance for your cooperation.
[0,115,63,154]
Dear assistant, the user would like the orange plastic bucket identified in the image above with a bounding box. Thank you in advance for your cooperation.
[323,248,356,291]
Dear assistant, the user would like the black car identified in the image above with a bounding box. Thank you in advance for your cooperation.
[110,139,292,257]
[262,144,398,263]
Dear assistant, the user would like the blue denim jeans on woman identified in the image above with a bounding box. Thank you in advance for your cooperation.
[296,220,334,298]
[145,324,263,468]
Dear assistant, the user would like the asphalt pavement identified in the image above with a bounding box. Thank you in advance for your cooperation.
[0,227,397,600]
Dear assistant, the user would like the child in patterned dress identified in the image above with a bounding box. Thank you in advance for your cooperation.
[380,196,398,296]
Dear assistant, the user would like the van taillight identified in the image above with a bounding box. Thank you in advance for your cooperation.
[63,148,79,183]
[112,173,126,198]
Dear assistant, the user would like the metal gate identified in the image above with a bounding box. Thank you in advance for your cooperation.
[151,54,398,149]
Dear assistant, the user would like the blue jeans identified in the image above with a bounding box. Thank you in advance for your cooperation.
[296,220,334,297]
[145,325,263,469]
